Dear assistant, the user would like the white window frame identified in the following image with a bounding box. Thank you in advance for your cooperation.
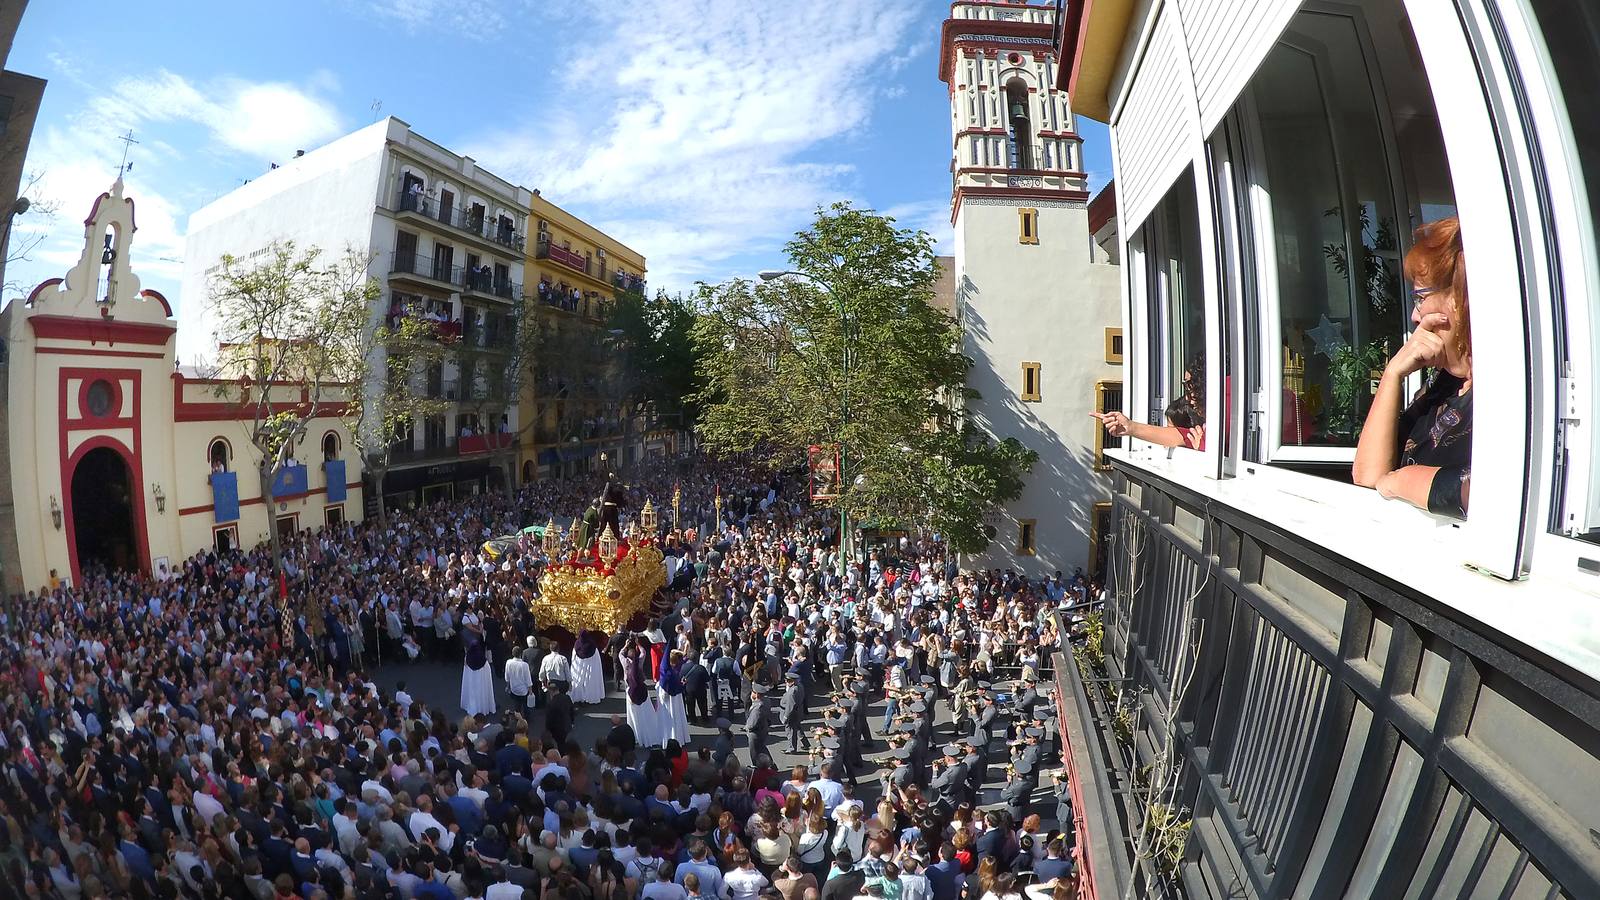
[1479,0,1600,589]
[1403,0,1540,579]
[1240,6,1422,467]
[1490,0,1600,542]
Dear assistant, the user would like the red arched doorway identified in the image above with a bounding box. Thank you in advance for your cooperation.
[69,445,139,577]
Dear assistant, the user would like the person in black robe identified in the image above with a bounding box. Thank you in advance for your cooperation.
[545,681,575,749]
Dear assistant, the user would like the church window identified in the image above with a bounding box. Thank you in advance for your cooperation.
[208,438,230,473]
[1017,519,1037,556]
[1021,362,1042,402]
[1019,208,1039,244]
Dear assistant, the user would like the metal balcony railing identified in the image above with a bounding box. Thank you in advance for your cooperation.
[462,268,522,301]
[395,191,526,251]
[390,251,465,288]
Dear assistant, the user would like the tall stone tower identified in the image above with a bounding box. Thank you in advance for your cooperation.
[939,0,1123,578]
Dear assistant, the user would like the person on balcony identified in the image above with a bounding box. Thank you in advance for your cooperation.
[1353,216,1472,518]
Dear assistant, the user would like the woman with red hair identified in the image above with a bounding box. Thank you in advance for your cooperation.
[1353,217,1473,518]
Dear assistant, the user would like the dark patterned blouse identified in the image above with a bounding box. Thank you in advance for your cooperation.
[1397,371,1473,519]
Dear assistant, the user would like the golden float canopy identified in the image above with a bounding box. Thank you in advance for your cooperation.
[535,540,666,634]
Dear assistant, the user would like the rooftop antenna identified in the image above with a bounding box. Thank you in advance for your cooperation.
[116,129,139,177]
[371,99,383,122]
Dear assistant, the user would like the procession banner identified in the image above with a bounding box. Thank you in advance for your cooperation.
[809,443,841,500]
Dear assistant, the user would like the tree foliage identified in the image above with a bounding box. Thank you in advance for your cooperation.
[349,313,452,523]
[207,242,378,625]
[609,287,707,431]
[692,202,1036,553]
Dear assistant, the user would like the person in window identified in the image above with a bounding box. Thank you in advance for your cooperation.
[1353,217,1471,518]
[1092,354,1208,450]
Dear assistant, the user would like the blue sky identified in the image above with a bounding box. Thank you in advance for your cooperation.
[5,0,1111,312]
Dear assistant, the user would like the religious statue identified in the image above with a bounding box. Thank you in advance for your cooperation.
[598,472,627,543]
[576,503,602,553]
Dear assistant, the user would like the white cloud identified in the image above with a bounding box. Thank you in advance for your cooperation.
[84,70,343,163]
[882,200,956,259]
[357,0,516,35]
[466,0,925,294]
[5,69,342,309]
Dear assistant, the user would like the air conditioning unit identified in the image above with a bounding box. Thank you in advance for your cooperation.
[597,248,606,258]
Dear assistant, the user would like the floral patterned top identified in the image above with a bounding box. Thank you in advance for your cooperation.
[1397,371,1473,518]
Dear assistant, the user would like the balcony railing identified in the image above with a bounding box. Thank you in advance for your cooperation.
[534,281,611,319]
[613,271,646,294]
[462,267,522,301]
[390,251,465,288]
[535,238,590,275]
[386,310,462,343]
[458,433,515,455]
[395,191,526,251]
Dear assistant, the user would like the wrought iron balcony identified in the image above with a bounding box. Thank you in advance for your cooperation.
[393,191,526,251]
[535,238,590,275]
[462,267,522,301]
[390,250,464,288]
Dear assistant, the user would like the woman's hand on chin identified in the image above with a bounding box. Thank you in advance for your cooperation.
[1388,312,1450,378]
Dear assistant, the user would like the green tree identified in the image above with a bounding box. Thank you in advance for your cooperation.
[350,313,453,524]
[692,202,1035,554]
[609,286,707,436]
[454,294,538,486]
[207,241,376,638]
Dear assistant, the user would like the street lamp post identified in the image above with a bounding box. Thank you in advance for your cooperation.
[760,268,849,579]
[1,197,32,260]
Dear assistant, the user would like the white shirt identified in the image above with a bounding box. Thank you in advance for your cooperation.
[487,881,524,900]
[725,867,769,900]
[409,809,454,852]
[362,780,394,804]
[539,653,570,682]
[504,658,533,696]
[193,790,224,826]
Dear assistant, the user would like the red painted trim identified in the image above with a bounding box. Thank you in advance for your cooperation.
[950,185,1091,224]
[1056,0,1092,93]
[1088,182,1118,235]
[939,17,1055,83]
[59,368,149,585]
[956,166,1089,178]
[172,395,351,423]
[73,376,128,428]
[25,278,64,306]
[30,315,176,346]
[139,289,174,318]
[953,127,1082,146]
[35,346,167,360]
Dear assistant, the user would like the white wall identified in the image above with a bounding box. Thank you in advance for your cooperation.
[178,121,391,365]
[956,199,1123,577]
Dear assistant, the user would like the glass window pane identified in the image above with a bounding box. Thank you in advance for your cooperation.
[1523,0,1600,541]
[1142,169,1208,446]
[1247,2,1456,451]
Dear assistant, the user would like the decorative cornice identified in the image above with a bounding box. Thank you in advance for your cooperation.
[939,17,1056,83]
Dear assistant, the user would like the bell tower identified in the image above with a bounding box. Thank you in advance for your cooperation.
[938,0,1122,578]
[940,0,1085,210]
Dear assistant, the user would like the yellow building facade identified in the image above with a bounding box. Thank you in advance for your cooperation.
[0,181,361,594]
[519,193,648,482]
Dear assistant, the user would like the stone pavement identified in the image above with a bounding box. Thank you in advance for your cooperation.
[371,657,1059,828]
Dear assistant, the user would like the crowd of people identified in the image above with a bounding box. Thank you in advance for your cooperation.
[0,452,1099,900]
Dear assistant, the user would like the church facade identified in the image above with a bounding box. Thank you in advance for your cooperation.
[0,180,361,595]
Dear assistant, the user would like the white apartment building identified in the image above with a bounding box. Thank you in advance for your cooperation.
[181,117,532,509]
[940,0,1123,578]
